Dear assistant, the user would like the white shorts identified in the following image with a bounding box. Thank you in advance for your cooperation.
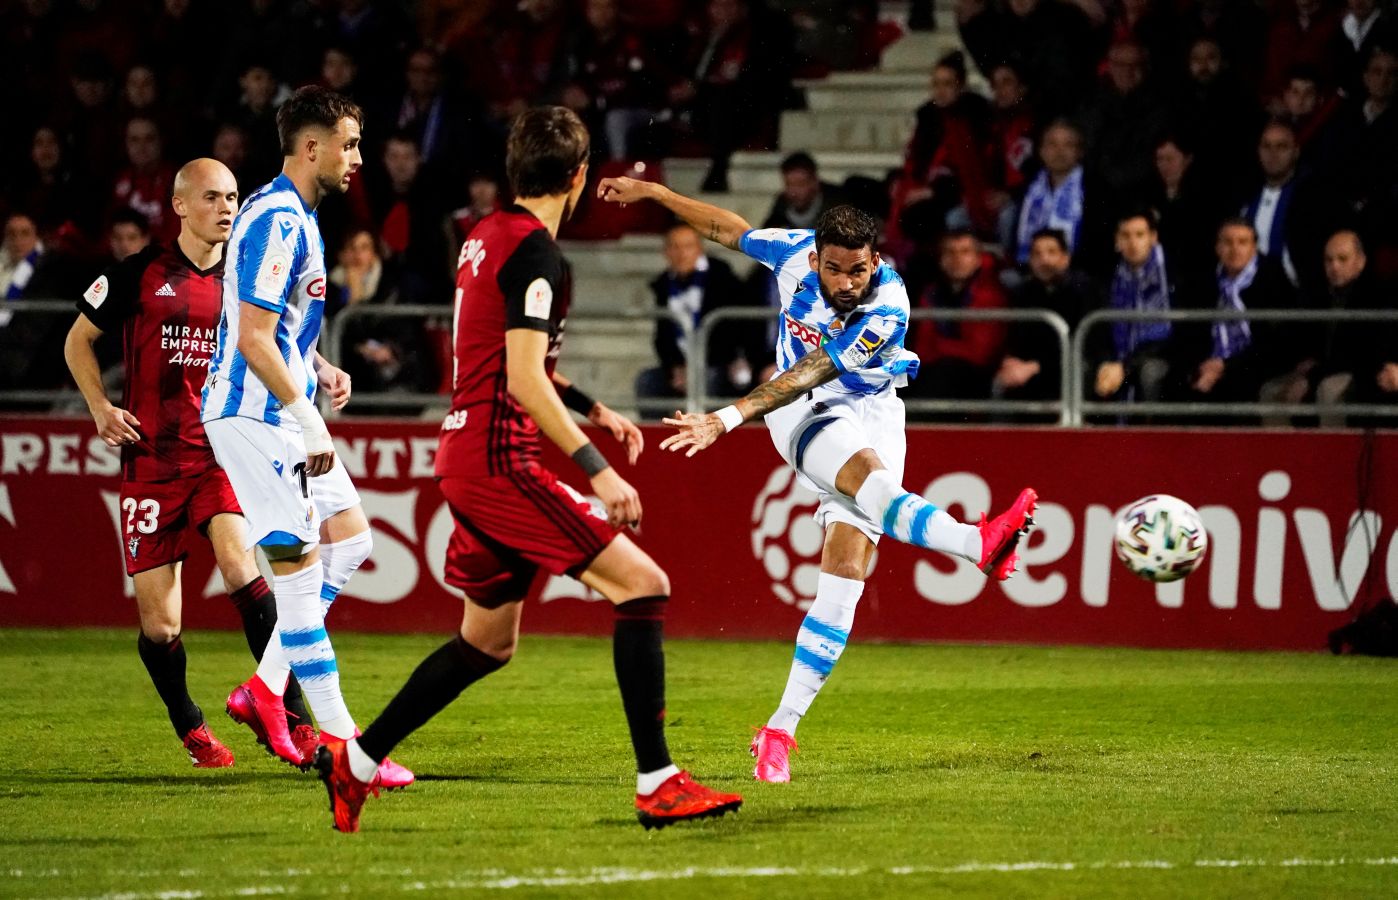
[205,416,360,551]
[763,385,906,543]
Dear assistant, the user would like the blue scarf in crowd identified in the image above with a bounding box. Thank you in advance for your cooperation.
[1015,166,1084,264]
[1212,256,1258,360]
[1109,244,1172,359]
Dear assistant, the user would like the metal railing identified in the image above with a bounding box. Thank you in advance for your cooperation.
[1067,309,1398,427]
[0,301,88,407]
[691,306,1073,423]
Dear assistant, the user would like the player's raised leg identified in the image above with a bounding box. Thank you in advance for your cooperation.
[133,563,234,768]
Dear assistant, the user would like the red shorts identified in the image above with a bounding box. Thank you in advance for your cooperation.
[119,467,242,576]
[439,464,619,607]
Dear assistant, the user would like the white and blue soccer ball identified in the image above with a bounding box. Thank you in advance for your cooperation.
[1114,494,1208,583]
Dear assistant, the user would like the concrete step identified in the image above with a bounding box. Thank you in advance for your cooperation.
[668,151,901,195]
[556,318,656,413]
[563,234,758,280]
[780,109,915,153]
[878,30,965,73]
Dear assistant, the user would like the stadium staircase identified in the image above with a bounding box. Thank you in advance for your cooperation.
[557,2,965,414]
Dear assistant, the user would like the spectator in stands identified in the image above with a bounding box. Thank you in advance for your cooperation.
[1335,0,1393,97]
[5,125,90,241]
[571,0,666,160]
[995,228,1100,408]
[1178,218,1301,411]
[1103,0,1183,80]
[330,228,433,402]
[1177,0,1268,96]
[58,53,123,189]
[1301,230,1389,425]
[982,62,1037,247]
[1146,134,1225,289]
[482,0,574,121]
[1322,46,1398,239]
[109,117,177,244]
[223,61,288,186]
[957,0,1103,119]
[1096,210,1174,405]
[1277,65,1340,166]
[321,45,362,103]
[0,212,69,394]
[210,123,253,198]
[119,64,163,125]
[448,173,503,247]
[763,152,846,230]
[1078,41,1170,198]
[890,52,990,252]
[322,0,414,90]
[1013,120,1109,275]
[371,132,451,304]
[635,223,755,411]
[907,229,1007,407]
[107,208,150,263]
[384,46,483,182]
[1239,120,1333,295]
[1262,0,1341,102]
[1168,36,1262,191]
[0,213,46,300]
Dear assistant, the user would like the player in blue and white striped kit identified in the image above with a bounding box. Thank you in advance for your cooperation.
[597,177,1038,783]
[201,86,411,787]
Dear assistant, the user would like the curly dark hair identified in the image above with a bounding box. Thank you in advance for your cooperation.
[276,85,364,156]
[814,205,879,253]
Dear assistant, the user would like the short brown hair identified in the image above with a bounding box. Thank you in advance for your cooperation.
[276,85,364,156]
[506,107,590,199]
[814,205,879,253]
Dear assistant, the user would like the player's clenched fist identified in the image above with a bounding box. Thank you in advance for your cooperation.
[596,176,661,207]
[660,411,724,458]
[590,468,642,528]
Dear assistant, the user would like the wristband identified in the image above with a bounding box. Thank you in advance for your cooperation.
[561,384,598,416]
[571,442,611,477]
[715,405,744,433]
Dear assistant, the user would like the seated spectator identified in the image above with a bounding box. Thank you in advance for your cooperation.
[57,53,124,189]
[477,0,573,122]
[222,61,288,186]
[320,45,362,104]
[1239,120,1334,295]
[370,132,452,304]
[1302,230,1389,426]
[1261,0,1341,102]
[634,223,756,412]
[0,212,70,395]
[1012,120,1110,275]
[1146,134,1226,288]
[957,0,1102,119]
[1102,0,1182,80]
[0,213,46,301]
[1322,47,1398,241]
[448,173,503,247]
[5,125,92,241]
[1276,65,1340,166]
[1335,0,1393,98]
[109,117,177,244]
[981,62,1037,248]
[907,229,1007,408]
[385,46,484,182]
[210,123,254,199]
[1077,41,1169,198]
[1168,36,1262,191]
[570,0,666,160]
[1177,219,1301,412]
[1096,210,1174,405]
[108,208,150,263]
[763,152,846,230]
[995,228,1100,410]
[889,52,990,251]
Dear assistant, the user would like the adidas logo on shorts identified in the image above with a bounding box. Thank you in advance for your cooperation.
[155,282,176,297]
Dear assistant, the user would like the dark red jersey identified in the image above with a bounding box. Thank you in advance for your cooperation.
[436,206,572,478]
[77,244,224,482]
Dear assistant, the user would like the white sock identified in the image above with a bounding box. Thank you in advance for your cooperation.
[318,530,372,616]
[275,562,357,740]
[854,470,980,560]
[767,573,863,736]
[637,764,680,795]
[346,738,379,784]
[255,630,290,696]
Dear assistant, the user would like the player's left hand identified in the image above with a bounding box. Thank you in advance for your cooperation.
[589,403,644,464]
[659,411,724,458]
[317,362,353,411]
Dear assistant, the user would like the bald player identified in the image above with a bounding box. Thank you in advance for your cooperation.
[65,158,316,768]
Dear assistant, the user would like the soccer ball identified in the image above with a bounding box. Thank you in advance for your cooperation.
[1114,494,1208,583]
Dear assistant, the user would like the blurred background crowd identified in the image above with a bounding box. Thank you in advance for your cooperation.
[0,0,1394,426]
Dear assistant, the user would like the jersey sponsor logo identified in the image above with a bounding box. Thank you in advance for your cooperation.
[84,275,109,309]
[460,238,486,276]
[524,278,553,319]
[155,282,176,297]
[256,252,291,296]
[307,277,326,299]
[785,313,826,350]
[161,324,217,367]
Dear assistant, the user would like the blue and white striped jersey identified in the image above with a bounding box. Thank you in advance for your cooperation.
[201,174,328,431]
[740,228,919,395]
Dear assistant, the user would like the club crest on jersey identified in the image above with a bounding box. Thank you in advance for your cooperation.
[127,536,140,560]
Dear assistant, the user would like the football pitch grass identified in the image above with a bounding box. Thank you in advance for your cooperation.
[2,629,1396,899]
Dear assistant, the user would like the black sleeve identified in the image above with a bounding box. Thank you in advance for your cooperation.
[497,230,563,333]
[75,246,155,333]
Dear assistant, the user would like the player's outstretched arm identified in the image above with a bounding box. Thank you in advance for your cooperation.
[507,330,641,527]
[238,304,336,476]
[551,371,644,464]
[596,177,750,250]
[660,350,839,457]
[64,316,142,447]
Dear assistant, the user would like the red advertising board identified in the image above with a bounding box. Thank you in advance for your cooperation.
[1,416,1393,651]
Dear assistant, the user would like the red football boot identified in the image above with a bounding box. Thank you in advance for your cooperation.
[290,723,320,767]
[226,678,304,768]
[315,741,379,833]
[977,488,1038,581]
[635,771,743,830]
[181,722,235,768]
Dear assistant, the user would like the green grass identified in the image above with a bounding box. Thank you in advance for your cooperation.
[2,629,1397,899]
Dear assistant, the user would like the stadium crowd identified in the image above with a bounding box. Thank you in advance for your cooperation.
[0,0,1394,425]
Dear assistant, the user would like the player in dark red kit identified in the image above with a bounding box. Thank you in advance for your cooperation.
[64,159,317,768]
[316,107,743,832]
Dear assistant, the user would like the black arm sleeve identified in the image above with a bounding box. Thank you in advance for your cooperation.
[75,246,156,333]
[497,229,564,333]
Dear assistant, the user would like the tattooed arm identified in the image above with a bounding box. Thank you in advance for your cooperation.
[596,176,751,250]
[659,351,839,457]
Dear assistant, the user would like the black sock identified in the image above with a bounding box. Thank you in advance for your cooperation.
[229,577,311,726]
[137,632,203,737]
[357,635,505,763]
[613,596,673,774]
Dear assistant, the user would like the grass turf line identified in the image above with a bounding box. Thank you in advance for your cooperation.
[0,628,1395,899]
